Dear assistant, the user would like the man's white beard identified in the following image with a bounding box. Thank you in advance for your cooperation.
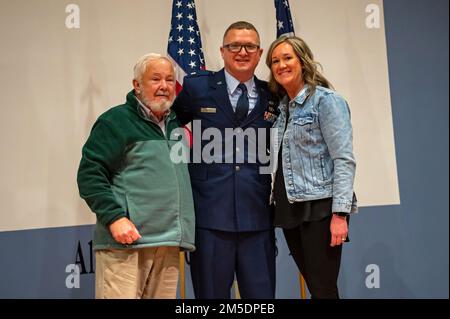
[141,94,173,115]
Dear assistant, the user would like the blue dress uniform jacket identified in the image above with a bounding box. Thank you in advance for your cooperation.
[173,69,274,232]
[173,68,277,298]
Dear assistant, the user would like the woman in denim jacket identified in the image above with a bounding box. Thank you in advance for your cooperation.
[266,35,357,299]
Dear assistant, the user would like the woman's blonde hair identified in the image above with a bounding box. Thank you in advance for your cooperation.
[266,35,333,98]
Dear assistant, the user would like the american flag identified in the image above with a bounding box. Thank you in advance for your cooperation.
[275,0,295,38]
[167,0,206,95]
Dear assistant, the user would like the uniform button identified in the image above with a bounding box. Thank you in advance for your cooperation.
[236,147,240,152]
[235,166,240,171]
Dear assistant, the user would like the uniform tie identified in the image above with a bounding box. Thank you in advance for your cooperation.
[235,83,249,123]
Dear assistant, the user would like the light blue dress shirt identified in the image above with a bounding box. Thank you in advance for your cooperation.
[224,69,258,114]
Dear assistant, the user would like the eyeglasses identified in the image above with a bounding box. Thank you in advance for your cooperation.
[223,43,260,53]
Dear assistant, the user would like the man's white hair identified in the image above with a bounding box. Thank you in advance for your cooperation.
[133,53,175,82]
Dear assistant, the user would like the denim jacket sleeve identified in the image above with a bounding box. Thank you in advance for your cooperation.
[318,92,356,213]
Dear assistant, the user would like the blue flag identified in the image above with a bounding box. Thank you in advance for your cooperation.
[167,0,206,93]
[275,0,295,38]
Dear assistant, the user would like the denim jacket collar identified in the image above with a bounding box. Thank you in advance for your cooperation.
[293,84,310,105]
[280,84,310,112]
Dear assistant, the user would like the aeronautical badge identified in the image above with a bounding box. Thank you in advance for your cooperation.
[264,98,280,123]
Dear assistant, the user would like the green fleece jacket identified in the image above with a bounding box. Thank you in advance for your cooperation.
[77,91,195,251]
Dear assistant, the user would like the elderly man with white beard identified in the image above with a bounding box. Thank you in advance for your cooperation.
[77,53,195,299]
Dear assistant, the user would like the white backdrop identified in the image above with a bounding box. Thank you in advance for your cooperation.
[0,0,399,231]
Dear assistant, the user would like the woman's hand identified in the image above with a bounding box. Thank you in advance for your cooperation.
[330,214,348,247]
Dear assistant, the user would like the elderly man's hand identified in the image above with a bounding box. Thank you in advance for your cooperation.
[109,217,142,245]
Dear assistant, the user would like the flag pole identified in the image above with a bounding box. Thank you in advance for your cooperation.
[179,252,186,299]
[298,272,307,299]
[167,0,206,299]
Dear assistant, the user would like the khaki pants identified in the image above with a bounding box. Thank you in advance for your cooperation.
[95,246,179,299]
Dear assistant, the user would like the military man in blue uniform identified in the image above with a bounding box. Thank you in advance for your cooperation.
[172,21,276,299]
